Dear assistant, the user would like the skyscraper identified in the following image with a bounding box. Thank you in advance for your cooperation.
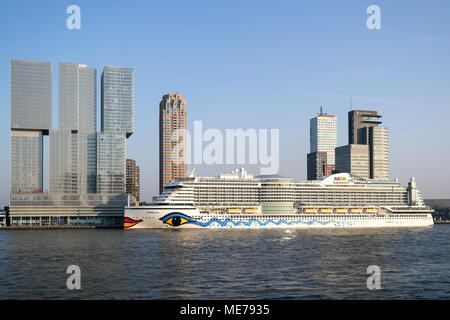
[10,130,44,193]
[58,63,96,133]
[307,151,327,180]
[50,63,97,193]
[10,60,52,193]
[101,66,134,137]
[348,110,382,145]
[347,109,389,180]
[98,66,134,193]
[307,107,337,180]
[335,144,370,179]
[11,60,52,132]
[96,132,126,194]
[126,159,140,202]
[159,93,187,194]
[369,126,389,180]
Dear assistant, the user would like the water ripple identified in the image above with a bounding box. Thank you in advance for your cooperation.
[0,226,449,299]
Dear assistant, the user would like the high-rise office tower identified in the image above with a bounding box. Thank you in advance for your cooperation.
[126,159,140,202]
[307,151,328,180]
[58,63,97,132]
[101,66,134,137]
[10,60,52,193]
[348,109,389,180]
[11,130,44,193]
[369,126,389,180]
[11,60,52,132]
[307,107,337,180]
[50,63,97,193]
[348,110,382,145]
[97,132,126,193]
[159,93,187,194]
[335,144,370,179]
[98,66,134,193]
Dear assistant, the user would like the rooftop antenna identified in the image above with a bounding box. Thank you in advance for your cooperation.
[318,106,327,116]
[350,97,353,111]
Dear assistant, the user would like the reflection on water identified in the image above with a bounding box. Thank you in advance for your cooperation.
[0,226,449,299]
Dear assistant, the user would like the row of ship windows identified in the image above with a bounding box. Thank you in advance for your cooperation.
[193,195,406,199]
[191,198,408,202]
[188,190,406,193]
[189,186,406,192]
[192,192,407,196]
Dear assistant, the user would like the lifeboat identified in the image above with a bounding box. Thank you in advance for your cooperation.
[303,208,317,213]
[365,208,378,213]
[244,208,258,213]
[227,208,242,213]
[349,208,363,213]
[320,208,333,213]
[335,208,347,213]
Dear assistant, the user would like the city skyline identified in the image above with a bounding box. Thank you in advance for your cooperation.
[1,1,450,204]
[5,61,444,201]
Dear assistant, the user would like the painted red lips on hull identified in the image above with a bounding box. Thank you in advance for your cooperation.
[124,217,143,228]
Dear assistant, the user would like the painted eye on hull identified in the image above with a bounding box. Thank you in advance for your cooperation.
[160,213,195,227]
[165,216,189,226]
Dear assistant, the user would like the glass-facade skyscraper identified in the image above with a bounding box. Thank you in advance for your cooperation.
[11,60,52,131]
[50,130,98,193]
[58,63,97,133]
[101,66,134,137]
[49,63,97,194]
[97,66,134,193]
[10,60,52,193]
[10,130,44,193]
[96,132,126,194]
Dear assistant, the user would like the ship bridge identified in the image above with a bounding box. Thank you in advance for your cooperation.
[154,182,195,205]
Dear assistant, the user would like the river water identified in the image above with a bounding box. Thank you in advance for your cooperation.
[0,226,449,299]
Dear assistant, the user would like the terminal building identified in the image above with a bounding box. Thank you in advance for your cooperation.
[8,193,126,227]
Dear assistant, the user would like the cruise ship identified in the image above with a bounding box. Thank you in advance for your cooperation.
[124,168,434,229]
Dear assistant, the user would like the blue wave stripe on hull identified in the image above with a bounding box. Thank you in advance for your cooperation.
[191,218,345,227]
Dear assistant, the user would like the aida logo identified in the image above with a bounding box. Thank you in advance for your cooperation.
[334,177,347,182]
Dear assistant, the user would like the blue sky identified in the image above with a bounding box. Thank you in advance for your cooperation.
[1,0,449,204]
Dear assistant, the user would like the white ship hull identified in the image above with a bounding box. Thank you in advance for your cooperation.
[124,206,434,229]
